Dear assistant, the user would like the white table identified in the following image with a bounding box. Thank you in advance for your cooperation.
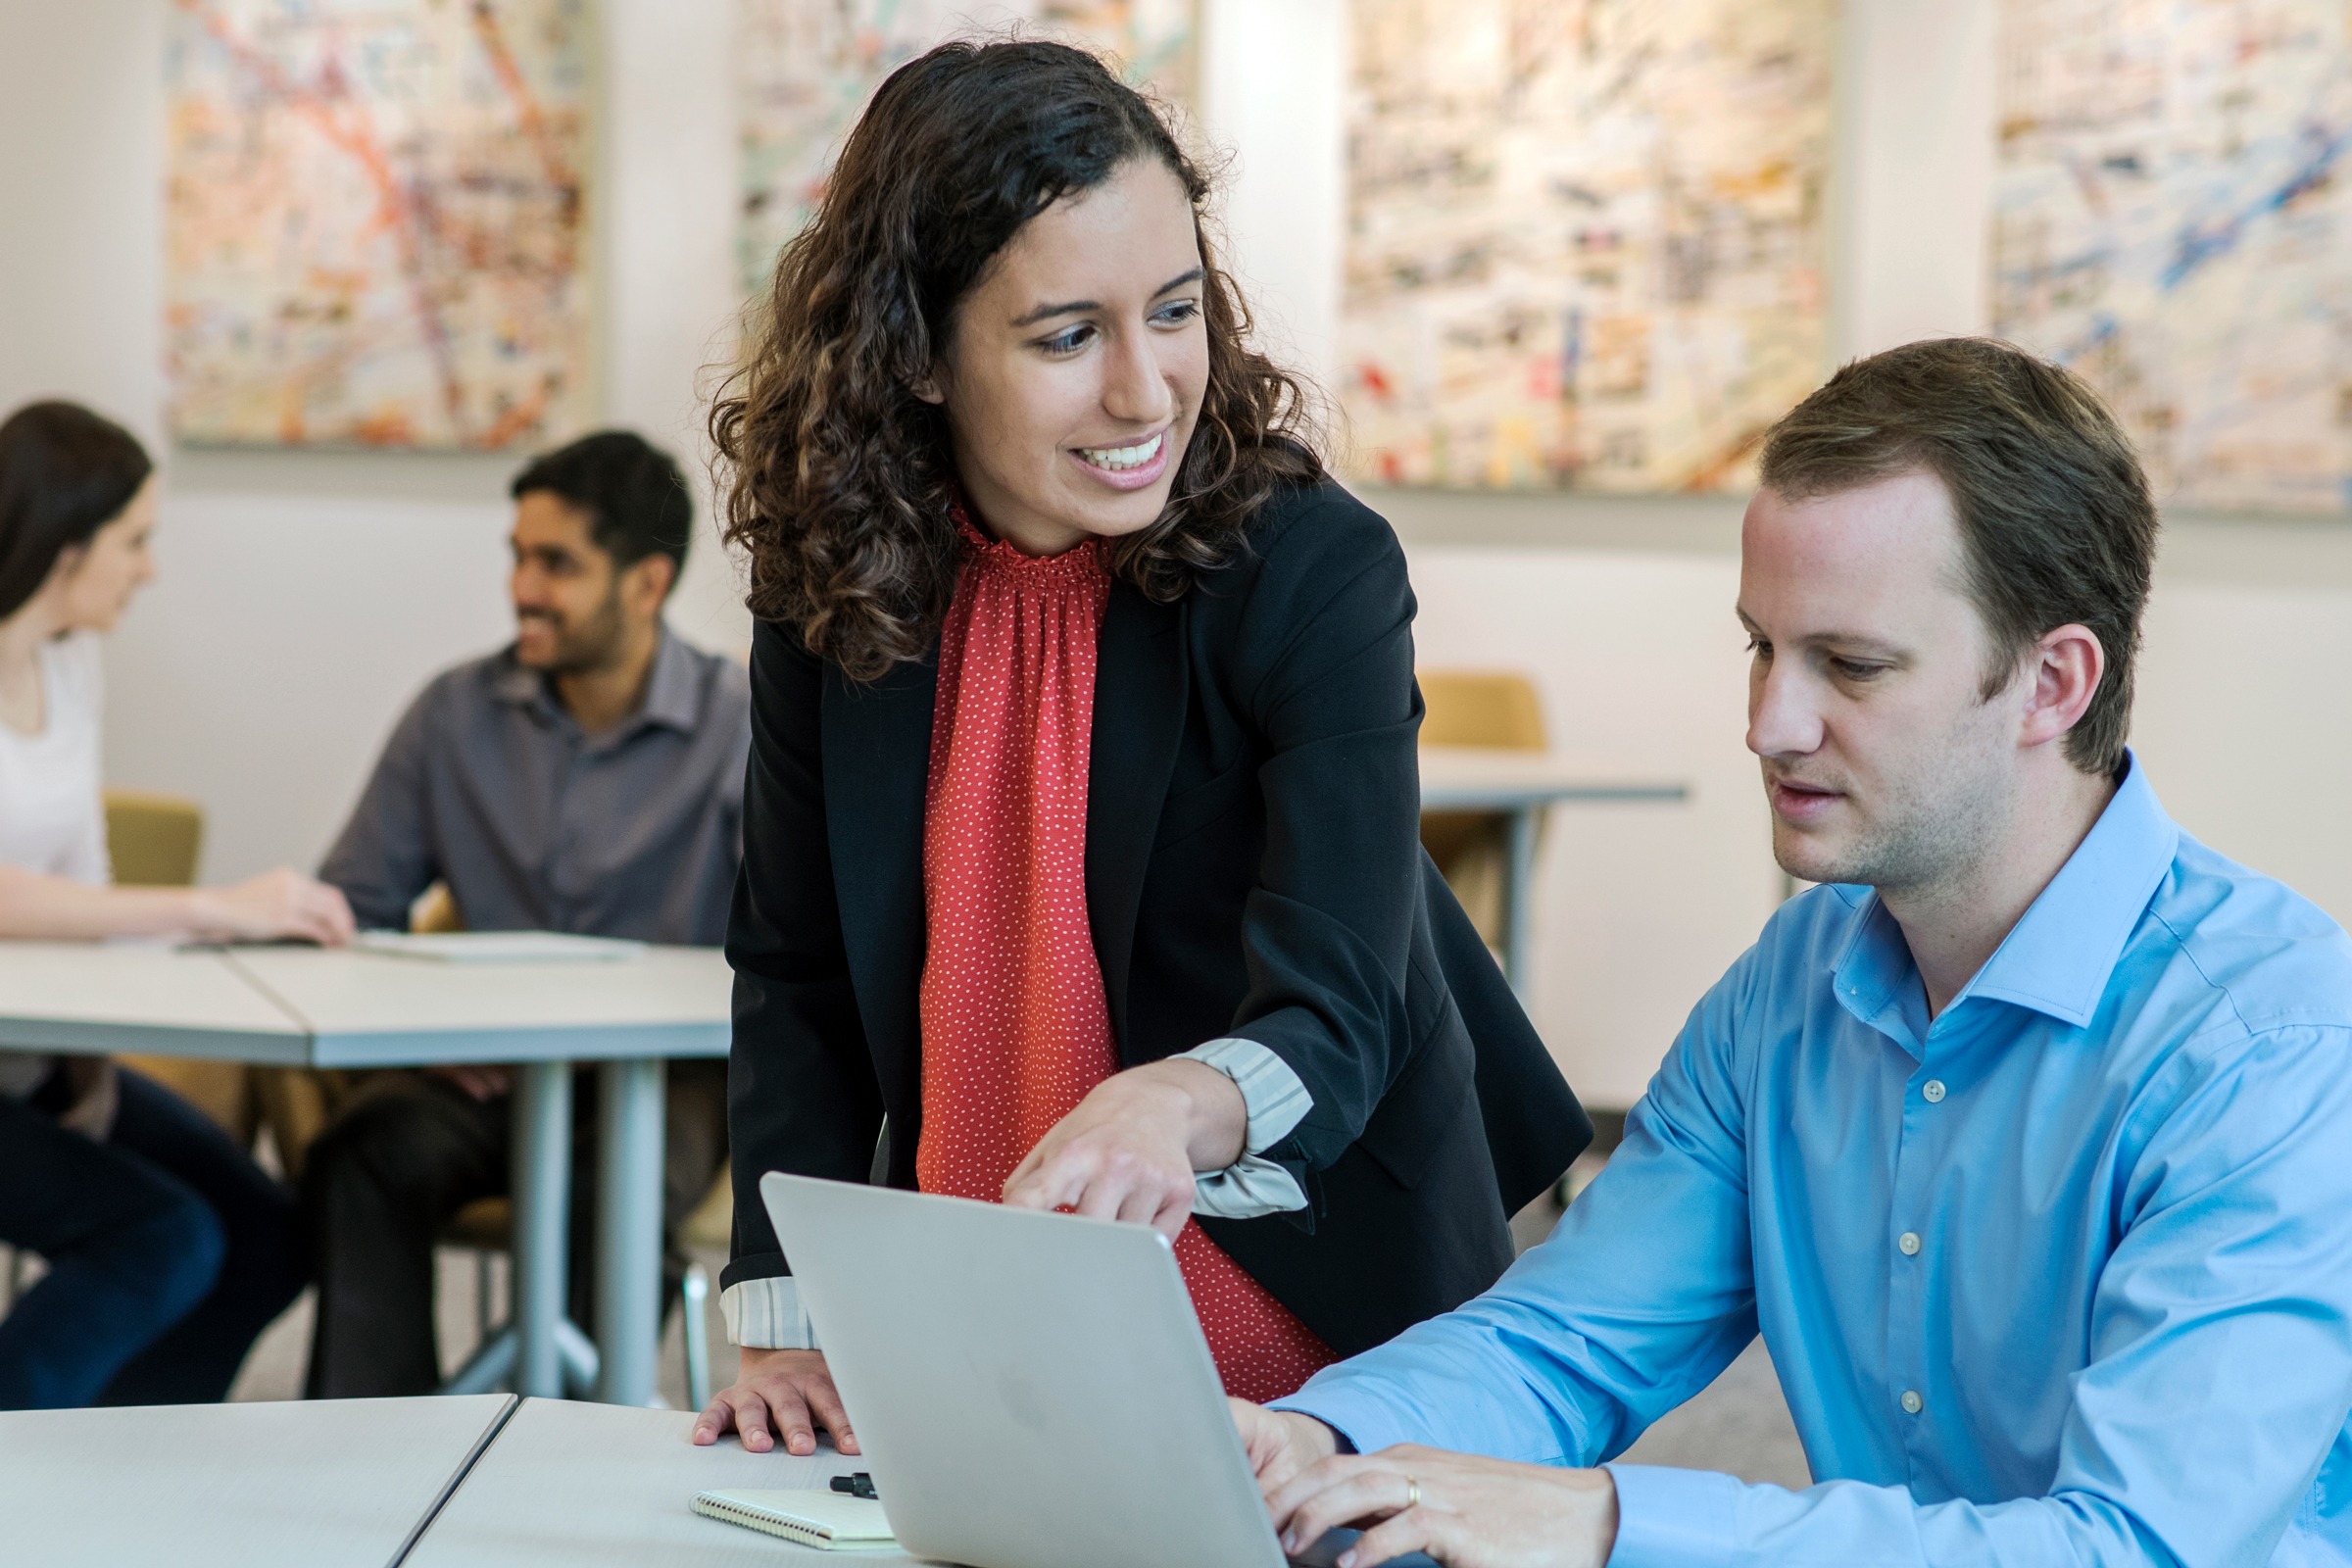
[408,1397,908,1566]
[0,940,309,1059]
[0,1393,516,1567]
[1418,748,1689,993]
[0,942,731,1406]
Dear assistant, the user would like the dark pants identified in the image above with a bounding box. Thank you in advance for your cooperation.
[0,1067,306,1409]
[300,1058,726,1398]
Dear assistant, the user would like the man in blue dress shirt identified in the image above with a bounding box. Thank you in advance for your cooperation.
[1237,338,2352,1568]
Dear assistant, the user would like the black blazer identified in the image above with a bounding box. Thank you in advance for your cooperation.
[724,480,1592,1357]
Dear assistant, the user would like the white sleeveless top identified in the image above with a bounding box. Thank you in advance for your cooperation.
[0,632,108,1102]
[0,632,109,885]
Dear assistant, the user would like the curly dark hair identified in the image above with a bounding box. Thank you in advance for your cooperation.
[710,38,1325,679]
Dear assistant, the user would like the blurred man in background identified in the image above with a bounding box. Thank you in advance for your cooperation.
[301,429,749,1397]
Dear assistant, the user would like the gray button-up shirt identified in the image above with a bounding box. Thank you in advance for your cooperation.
[320,630,751,942]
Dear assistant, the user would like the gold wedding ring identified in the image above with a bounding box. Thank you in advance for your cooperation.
[1403,1476,1421,1510]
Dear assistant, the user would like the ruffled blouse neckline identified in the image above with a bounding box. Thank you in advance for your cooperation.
[951,497,1107,587]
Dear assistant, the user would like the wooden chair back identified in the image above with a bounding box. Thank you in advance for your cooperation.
[1417,670,1547,752]
[1417,670,1547,949]
[103,790,204,887]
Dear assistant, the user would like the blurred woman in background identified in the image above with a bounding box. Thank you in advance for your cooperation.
[0,399,349,1407]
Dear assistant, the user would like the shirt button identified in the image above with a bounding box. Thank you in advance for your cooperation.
[1922,1079,1946,1102]
[1900,1390,1924,1415]
[1898,1231,1922,1255]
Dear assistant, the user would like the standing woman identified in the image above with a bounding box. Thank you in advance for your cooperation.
[0,400,351,1407]
[696,41,1589,1456]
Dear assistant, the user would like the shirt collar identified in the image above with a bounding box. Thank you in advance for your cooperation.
[490,625,702,739]
[1963,752,2178,1025]
[1832,752,2180,1039]
[633,628,704,735]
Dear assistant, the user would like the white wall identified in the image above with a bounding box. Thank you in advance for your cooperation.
[1200,0,1348,387]
[6,0,2352,1108]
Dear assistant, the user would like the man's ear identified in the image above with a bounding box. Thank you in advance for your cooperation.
[624,552,677,615]
[2020,622,2105,750]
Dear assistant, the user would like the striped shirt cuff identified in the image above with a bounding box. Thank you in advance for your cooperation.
[720,1274,820,1350]
[1176,1037,1312,1218]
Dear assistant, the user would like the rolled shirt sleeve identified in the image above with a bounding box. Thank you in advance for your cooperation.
[1176,1036,1312,1218]
[722,1274,820,1351]
[725,1036,1311,1347]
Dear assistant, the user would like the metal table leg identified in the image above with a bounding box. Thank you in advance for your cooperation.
[512,1059,572,1398]
[594,1056,666,1405]
[1502,804,1541,998]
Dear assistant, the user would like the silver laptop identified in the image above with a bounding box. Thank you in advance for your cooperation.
[760,1172,1435,1568]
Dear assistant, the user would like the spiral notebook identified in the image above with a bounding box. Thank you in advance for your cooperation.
[691,1488,897,1550]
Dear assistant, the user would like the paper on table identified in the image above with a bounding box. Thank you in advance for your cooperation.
[352,931,647,964]
[691,1488,897,1549]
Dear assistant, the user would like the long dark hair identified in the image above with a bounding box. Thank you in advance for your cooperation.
[0,402,154,622]
[710,39,1324,680]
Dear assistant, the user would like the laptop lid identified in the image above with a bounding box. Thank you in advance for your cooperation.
[760,1171,1291,1568]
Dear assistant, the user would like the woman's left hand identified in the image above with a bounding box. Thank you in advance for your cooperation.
[1002,1058,1249,1238]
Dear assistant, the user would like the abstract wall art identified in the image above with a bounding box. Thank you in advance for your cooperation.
[165,0,593,450]
[1341,0,1835,493]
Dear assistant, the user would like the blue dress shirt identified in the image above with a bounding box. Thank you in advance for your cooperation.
[1275,758,2352,1566]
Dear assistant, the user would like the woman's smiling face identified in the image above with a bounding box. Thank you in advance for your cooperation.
[920,157,1209,557]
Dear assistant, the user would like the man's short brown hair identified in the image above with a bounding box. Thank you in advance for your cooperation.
[1758,337,2157,777]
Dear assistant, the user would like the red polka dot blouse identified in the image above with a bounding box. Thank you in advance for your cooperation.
[913,505,1335,1403]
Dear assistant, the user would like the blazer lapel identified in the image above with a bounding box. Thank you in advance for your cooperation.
[1087,581,1186,1058]
[823,650,937,1120]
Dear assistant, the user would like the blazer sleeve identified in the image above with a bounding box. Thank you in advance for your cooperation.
[1223,491,1427,1172]
[722,618,887,1290]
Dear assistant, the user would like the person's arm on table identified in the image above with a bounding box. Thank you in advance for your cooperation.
[1256,1018,2352,1566]
[696,621,884,1458]
[1559,1024,2352,1568]
[1229,951,1767,1566]
[0,861,354,944]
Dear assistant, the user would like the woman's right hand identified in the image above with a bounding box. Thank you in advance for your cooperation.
[190,868,357,947]
[692,1347,860,1455]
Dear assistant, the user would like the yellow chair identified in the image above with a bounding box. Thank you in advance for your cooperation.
[103,792,262,1145]
[1418,671,1547,949]
[1418,671,1547,753]
[412,881,465,936]
[103,789,203,888]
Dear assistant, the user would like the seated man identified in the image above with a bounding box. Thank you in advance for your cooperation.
[302,429,750,1397]
[1238,339,2352,1567]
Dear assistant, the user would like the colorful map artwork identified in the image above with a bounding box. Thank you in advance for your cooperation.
[1342,0,1834,493]
[1993,0,2352,513]
[737,0,1195,299]
[165,0,592,450]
